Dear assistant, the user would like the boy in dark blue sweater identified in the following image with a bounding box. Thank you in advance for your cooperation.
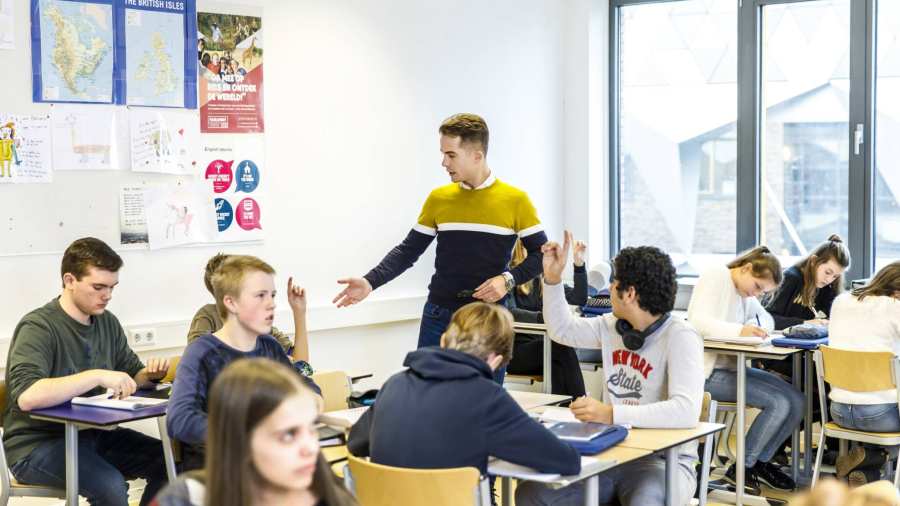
[347,302,580,476]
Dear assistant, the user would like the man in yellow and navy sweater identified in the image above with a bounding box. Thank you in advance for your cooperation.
[333,113,548,363]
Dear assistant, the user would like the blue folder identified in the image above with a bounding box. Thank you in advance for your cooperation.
[771,336,828,350]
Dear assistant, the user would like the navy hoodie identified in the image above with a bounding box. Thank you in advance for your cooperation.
[347,347,580,475]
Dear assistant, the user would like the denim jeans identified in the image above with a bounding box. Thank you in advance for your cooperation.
[705,367,805,467]
[831,402,900,433]
[515,455,696,506]
[10,428,168,506]
[418,301,506,385]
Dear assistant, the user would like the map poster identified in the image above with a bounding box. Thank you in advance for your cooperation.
[117,0,197,108]
[200,135,265,242]
[0,114,52,184]
[198,10,263,133]
[31,0,117,104]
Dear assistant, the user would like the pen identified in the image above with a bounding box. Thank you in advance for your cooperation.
[756,315,761,327]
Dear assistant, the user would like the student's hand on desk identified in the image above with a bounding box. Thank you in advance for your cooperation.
[740,325,768,338]
[542,230,572,285]
[333,277,373,307]
[473,275,508,303]
[287,277,307,313]
[94,370,138,399]
[805,318,828,326]
[572,239,587,267]
[143,357,170,381]
[570,396,613,424]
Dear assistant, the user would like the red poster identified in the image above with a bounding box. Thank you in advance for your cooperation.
[198,12,263,133]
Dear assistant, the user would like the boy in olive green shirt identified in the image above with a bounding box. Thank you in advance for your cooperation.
[3,237,170,506]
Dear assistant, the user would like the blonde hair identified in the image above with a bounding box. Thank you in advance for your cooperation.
[211,255,275,320]
[728,246,783,285]
[441,302,514,364]
[852,261,900,301]
[510,239,537,297]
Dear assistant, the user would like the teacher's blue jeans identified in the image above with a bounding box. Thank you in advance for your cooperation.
[705,367,804,468]
[418,301,506,385]
[10,428,167,506]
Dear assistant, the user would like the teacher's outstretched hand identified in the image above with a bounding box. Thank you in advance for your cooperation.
[333,277,373,308]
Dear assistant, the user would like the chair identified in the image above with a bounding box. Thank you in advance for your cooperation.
[811,346,900,486]
[345,454,490,506]
[311,370,352,412]
[695,392,718,506]
[161,355,180,384]
[0,381,66,505]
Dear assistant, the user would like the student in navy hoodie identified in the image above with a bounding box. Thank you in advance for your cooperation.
[347,302,580,477]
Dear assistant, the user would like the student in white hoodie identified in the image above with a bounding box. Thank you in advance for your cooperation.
[825,261,900,482]
[517,233,704,506]
[688,246,803,494]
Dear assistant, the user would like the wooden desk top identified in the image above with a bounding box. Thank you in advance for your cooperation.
[619,422,725,452]
[322,445,349,464]
[592,445,652,464]
[704,341,803,358]
[508,390,571,410]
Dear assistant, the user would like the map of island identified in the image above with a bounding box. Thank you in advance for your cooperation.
[126,8,184,107]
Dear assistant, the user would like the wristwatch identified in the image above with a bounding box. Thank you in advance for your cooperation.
[502,272,515,293]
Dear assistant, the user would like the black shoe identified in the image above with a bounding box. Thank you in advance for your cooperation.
[723,464,762,496]
[754,461,796,491]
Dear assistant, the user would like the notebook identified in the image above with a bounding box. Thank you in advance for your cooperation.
[71,392,168,411]
[318,407,368,429]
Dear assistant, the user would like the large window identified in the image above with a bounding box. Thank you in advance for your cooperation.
[611,0,887,281]
[875,0,900,270]
[617,1,738,275]
[760,1,850,263]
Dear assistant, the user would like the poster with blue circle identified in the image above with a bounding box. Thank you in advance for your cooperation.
[235,159,260,193]
[215,198,233,232]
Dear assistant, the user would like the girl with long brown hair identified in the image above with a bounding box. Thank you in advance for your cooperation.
[152,358,356,506]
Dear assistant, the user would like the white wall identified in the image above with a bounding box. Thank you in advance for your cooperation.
[0,0,592,386]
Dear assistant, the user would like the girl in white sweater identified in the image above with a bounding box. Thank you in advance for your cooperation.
[688,246,804,494]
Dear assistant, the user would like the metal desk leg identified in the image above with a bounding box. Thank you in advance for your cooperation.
[65,422,78,506]
[804,351,814,475]
[736,352,746,506]
[584,475,599,506]
[501,476,511,506]
[792,353,801,481]
[542,331,552,394]
[665,446,678,506]
[157,416,177,482]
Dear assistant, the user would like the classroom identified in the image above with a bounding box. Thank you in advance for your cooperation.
[1,0,899,505]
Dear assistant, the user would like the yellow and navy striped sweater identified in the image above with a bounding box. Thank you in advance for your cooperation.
[364,176,548,310]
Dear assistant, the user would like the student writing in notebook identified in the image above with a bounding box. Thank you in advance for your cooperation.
[152,358,356,506]
[3,237,170,506]
[516,234,703,506]
[688,246,803,494]
[167,255,321,472]
[186,253,313,374]
[347,302,580,477]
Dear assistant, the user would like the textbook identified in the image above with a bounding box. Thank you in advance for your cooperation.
[71,392,168,411]
[318,407,368,429]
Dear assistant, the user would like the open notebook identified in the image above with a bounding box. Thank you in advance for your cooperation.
[71,391,169,411]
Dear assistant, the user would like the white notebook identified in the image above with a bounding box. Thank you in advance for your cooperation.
[704,335,775,347]
[318,407,368,429]
[71,392,168,411]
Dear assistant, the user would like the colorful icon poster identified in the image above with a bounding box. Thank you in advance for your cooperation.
[201,135,264,242]
[118,0,197,108]
[198,10,263,132]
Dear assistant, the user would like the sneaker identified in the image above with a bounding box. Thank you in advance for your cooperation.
[753,461,796,491]
[836,447,886,479]
[723,464,762,496]
[848,467,883,488]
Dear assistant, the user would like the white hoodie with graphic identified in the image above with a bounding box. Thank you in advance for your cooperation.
[542,281,705,461]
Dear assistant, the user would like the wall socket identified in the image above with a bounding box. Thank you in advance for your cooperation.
[129,327,157,347]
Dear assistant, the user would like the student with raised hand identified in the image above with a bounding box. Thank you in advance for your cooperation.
[3,237,169,506]
[765,234,851,330]
[187,253,312,374]
[347,302,580,477]
[506,237,588,397]
[824,262,900,482]
[152,358,356,506]
[516,233,704,506]
[167,255,320,472]
[332,114,548,355]
[688,246,803,493]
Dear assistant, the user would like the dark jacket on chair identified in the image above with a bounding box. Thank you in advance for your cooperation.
[347,347,580,476]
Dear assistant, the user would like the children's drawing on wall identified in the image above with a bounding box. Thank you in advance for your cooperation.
[145,181,216,249]
[0,121,22,177]
[51,105,128,171]
[130,107,199,175]
[0,113,52,183]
